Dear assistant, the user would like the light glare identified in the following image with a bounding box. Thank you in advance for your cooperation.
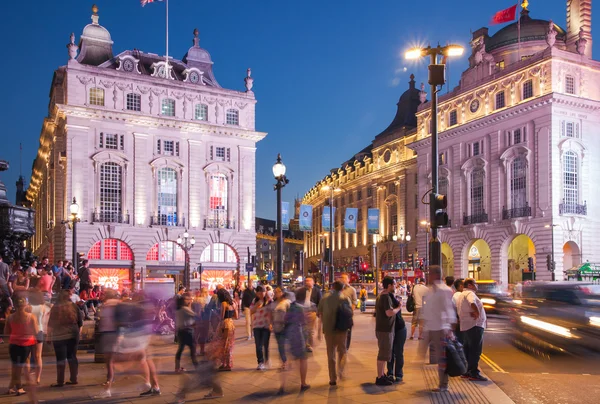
[405,48,423,60]
[520,316,576,339]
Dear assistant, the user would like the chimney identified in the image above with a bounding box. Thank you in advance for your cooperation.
[566,0,592,58]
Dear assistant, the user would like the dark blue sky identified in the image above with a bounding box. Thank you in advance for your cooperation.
[0,0,587,219]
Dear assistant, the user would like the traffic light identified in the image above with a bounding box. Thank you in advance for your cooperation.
[431,193,449,227]
[546,254,552,271]
[352,257,360,273]
[528,257,534,272]
[135,272,141,281]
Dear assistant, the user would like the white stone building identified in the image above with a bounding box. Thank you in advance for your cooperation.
[409,1,600,284]
[26,6,265,295]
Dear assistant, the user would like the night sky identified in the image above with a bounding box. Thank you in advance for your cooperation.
[0,0,589,219]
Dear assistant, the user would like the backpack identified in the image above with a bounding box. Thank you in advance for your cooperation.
[335,298,354,332]
[445,339,468,377]
[406,294,416,313]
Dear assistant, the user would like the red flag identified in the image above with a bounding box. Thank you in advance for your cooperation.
[141,0,163,6]
[490,4,518,25]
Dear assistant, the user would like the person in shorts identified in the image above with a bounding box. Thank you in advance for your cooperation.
[410,278,428,340]
[375,277,400,386]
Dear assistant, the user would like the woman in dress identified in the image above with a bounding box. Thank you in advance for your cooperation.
[213,288,236,371]
[4,296,39,398]
[279,287,310,394]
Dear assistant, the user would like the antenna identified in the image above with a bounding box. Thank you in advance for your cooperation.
[19,143,22,176]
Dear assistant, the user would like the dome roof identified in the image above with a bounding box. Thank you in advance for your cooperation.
[76,7,114,66]
[486,9,566,52]
[375,75,421,139]
[81,23,113,44]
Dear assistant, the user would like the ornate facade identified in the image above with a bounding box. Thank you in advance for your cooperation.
[26,6,266,293]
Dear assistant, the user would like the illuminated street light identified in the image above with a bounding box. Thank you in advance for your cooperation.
[273,154,289,288]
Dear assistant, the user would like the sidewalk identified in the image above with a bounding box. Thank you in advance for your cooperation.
[0,313,513,403]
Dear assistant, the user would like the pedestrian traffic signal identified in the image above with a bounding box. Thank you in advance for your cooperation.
[431,193,449,227]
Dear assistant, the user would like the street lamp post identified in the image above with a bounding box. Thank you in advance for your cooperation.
[545,224,558,281]
[406,44,464,268]
[69,197,80,265]
[393,227,411,283]
[273,154,289,288]
[322,185,342,285]
[177,229,196,290]
[420,220,431,272]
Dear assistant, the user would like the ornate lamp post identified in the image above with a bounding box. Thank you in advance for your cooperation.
[177,229,196,290]
[273,154,289,288]
[69,198,80,266]
[322,185,342,285]
[393,227,411,283]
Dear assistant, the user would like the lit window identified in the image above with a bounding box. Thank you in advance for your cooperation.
[89,87,105,106]
[119,241,133,260]
[126,93,141,111]
[495,91,505,109]
[161,98,175,116]
[522,80,533,100]
[88,242,101,260]
[511,156,527,209]
[157,167,178,226]
[439,152,446,165]
[563,151,579,207]
[146,244,159,261]
[209,174,228,227]
[214,243,225,262]
[99,162,122,223]
[146,241,185,262]
[496,60,505,70]
[226,109,239,125]
[195,104,208,121]
[565,75,575,95]
[449,110,457,126]
[470,168,485,217]
[104,239,118,260]
[163,140,174,156]
[200,246,211,262]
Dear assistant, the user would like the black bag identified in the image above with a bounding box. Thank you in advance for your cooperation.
[335,299,354,332]
[445,338,468,377]
[406,294,416,313]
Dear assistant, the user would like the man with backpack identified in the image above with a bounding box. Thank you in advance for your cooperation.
[375,277,401,386]
[317,281,351,386]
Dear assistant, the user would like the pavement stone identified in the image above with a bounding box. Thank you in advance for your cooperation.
[0,312,514,403]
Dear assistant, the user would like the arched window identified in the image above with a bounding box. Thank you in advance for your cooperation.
[470,168,485,217]
[195,104,208,121]
[510,156,527,209]
[146,241,185,262]
[126,93,141,111]
[199,243,237,263]
[157,167,178,226]
[99,162,122,222]
[88,239,133,260]
[389,202,398,236]
[563,151,579,208]
[208,173,228,228]
[226,109,239,125]
[161,98,175,116]
[89,87,105,106]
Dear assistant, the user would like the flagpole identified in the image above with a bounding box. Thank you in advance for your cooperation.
[166,0,169,77]
[517,2,521,61]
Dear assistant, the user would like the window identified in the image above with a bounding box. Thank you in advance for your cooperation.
[495,91,505,109]
[204,243,237,263]
[473,142,480,156]
[496,60,505,70]
[157,168,178,226]
[209,173,228,227]
[470,168,485,216]
[161,98,175,116]
[215,147,226,161]
[357,189,362,201]
[126,93,141,111]
[195,104,208,121]
[163,140,174,156]
[414,194,418,209]
[511,157,527,209]
[563,151,579,207]
[439,177,448,196]
[348,192,354,204]
[560,121,580,139]
[513,129,521,144]
[358,208,363,221]
[565,75,575,95]
[367,187,373,198]
[449,110,458,126]
[388,182,397,195]
[439,152,446,165]
[146,241,185,262]
[99,133,124,150]
[226,109,239,125]
[104,239,118,260]
[89,87,105,106]
[99,162,122,222]
[390,202,398,234]
[522,80,533,100]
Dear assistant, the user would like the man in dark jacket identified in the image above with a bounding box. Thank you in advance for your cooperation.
[304,276,322,351]
[78,259,92,292]
[241,283,256,340]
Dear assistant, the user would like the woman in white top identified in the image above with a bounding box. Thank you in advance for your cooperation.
[28,290,49,384]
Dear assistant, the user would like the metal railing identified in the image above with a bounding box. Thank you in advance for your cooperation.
[204,218,235,229]
[502,204,532,220]
[463,212,488,225]
[150,214,185,227]
[559,201,587,216]
[92,211,130,224]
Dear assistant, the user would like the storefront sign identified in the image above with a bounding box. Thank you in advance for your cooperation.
[90,268,129,290]
[201,270,233,291]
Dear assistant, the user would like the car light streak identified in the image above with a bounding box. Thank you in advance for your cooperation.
[481,298,496,305]
[520,316,576,338]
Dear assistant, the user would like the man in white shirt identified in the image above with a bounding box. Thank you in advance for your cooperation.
[452,279,464,343]
[409,278,428,340]
[420,266,456,393]
[457,278,487,382]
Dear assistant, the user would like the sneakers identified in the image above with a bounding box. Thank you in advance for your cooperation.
[139,387,161,396]
[432,386,449,393]
[247,336,252,341]
[94,390,112,399]
[375,376,394,386]
[256,363,266,371]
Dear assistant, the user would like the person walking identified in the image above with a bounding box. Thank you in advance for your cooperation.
[250,285,272,370]
[97,289,119,388]
[317,281,350,386]
[387,292,406,383]
[272,287,291,370]
[303,277,321,352]
[4,296,39,398]
[452,279,464,344]
[48,290,83,387]
[279,287,310,395]
[359,285,367,313]
[457,278,488,381]
[241,283,256,340]
[175,292,198,373]
[374,277,400,386]
[29,290,49,385]
[214,288,237,371]
[409,278,428,340]
[339,274,357,351]
[192,287,211,356]
[420,265,456,393]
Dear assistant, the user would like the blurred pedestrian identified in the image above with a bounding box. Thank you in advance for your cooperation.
[241,283,255,340]
[97,289,119,388]
[272,287,291,370]
[214,288,237,371]
[409,278,428,340]
[339,274,357,351]
[250,285,272,370]
[175,292,198,373]
[193,287,211,356]
[29,290,49,385]
[303,277,321,352]
[48,290,83,387]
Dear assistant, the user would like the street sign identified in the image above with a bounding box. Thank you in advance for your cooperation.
[245,263,255,271]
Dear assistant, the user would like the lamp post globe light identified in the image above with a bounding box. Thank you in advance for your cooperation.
[393,227,411,283]
[69,197,80,267]
[273,154,289,288]
[405,44,464,270]
[178,229,196,290]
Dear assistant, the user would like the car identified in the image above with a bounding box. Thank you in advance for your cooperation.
[475,280,511,314]
[507,282,600,356]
